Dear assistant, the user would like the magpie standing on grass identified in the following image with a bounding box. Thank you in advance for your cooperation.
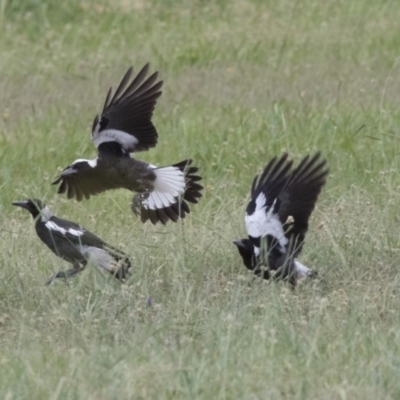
[52,63,203,225]
[12,199,132,285]
[233,152,329,286]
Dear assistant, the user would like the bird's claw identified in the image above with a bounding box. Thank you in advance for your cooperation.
[45,271,67,286]
[131,192,150,216]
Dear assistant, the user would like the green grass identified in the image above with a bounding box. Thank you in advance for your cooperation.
[1,0,400,398]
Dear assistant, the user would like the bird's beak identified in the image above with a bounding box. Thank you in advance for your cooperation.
[60,166,77,177]
[233,239,244,248]
[52,166,77,185]
[12,201,30,210]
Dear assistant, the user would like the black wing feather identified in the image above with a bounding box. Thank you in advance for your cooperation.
[139,160,203,225]
[247,153,293,215]
[92,64,163,153]
[277,152,329,256]
[52,167,121,201]
[108,67,133,108]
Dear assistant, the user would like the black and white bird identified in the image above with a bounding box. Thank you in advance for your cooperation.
[233,152,329,286]
[52,63,203,225]
[12,199,132,284]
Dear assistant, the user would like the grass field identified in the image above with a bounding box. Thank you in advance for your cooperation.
[1,0,400,398]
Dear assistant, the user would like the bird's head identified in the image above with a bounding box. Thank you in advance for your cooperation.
[57,158,98,178]
[233,238,257,270]
[12,199,46,219]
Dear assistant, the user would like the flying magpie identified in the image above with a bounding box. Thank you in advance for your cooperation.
[52,63,203,225]
[12,199,132,284]
[233,152,329,286]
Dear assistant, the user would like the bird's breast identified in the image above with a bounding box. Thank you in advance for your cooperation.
[99,157,156,192]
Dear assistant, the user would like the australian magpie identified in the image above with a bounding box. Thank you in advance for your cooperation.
[12,199,132,284]
[233,152,329,286]
[52,63,203,225]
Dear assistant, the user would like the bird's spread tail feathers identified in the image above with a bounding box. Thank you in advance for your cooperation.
[138,159,203,224]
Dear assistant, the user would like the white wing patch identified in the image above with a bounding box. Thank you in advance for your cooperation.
[68,228,85,237]
[245,194,288,253]
[92,128,138,151]
[45,221,66,234]
[142,166,186,211]
[255,192,266,211]
[45,221,84,237]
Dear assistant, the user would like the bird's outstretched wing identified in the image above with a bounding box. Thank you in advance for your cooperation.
[248,153,293,213]
[91,63,163,153]
[245,153,293,245]
[277,152,329,256]
[52,162,120,201]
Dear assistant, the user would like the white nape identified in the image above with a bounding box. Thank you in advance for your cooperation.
[40,206,54,222]
[72,158,98,168]
[92,128,138,151]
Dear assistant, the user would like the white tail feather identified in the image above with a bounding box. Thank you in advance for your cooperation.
[143,166,186,210]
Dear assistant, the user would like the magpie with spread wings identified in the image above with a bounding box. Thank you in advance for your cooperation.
[233,152,328,286]
[52,64,203,225]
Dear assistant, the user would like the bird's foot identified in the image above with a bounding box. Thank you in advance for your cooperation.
[45,265,85,286]
[131,192,150,216]
[307,270,318,279]
[46,271,67,286]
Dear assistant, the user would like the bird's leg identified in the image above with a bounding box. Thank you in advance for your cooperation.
[112,258,132,282]
[46,271,65,286]
[45,262,86,286]
[253,265,271,280]
[274,259,297,288]
[131,191,150,216]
